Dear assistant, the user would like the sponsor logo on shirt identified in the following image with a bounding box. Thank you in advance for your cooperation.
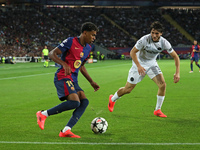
[74,60,82,68]
[146,50,158,54]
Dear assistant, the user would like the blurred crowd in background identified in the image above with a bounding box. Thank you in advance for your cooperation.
[0,5,199,60]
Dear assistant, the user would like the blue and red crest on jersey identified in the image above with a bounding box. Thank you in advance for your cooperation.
[54,37,91,82]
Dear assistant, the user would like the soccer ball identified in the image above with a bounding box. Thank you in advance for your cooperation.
[91,117,108,134]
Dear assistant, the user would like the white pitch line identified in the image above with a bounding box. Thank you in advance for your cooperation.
[0,141,200,145]
[0,73,53,80]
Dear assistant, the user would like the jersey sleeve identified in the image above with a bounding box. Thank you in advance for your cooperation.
[192,45,194,50]
[163,39,174,54]
[84,53,90,62]
[134,36,146,51]
[84,45,91,62]
[57,37,73,53]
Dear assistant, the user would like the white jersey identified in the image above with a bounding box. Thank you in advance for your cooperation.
[134,34,174,66]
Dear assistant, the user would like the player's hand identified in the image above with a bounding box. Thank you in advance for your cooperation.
[138,66,146,76]
[63,63,71,76]
[90,81,100,92]
[173,73,180,83]
[193,49,196,52]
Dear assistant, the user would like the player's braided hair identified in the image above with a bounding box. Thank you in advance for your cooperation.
[150,21,164,33]
[81,22,99,33]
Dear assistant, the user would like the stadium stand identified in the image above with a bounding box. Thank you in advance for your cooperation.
[42,7,135,48]
[0,5,197,60]
[0,6,73,57]
[103,7,191,47]
[165,9,200,43]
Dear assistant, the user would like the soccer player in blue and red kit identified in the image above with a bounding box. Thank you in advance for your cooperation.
[190,40,200,73]
[36,22,100,138]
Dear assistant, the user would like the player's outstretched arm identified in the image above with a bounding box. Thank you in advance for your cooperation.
[80,63,100,92]
[130,47,146,76]
[170,51,180,83]
[49,47,71,75]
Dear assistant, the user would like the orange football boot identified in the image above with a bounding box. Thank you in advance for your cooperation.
[59,129,81,138]
[108,95,115,112]
[36,111,47,130]
[154,109,167,118]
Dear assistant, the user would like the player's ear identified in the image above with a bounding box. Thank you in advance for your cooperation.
[83,31,87,36]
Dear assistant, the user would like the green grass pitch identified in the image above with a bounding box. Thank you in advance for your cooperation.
[0,59,200,150]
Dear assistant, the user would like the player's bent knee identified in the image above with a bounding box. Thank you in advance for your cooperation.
[159,82,166,89]
[73,101,81,108]
[80,99,89,108]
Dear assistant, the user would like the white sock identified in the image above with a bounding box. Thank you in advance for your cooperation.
[41,110,48,117]
[111,92,120,102]
[63,126,71,132]
[155,95,165,110]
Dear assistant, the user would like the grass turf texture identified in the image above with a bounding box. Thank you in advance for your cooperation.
[0,59,200,150]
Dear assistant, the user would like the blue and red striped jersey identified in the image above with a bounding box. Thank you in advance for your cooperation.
[54,37,91,82]
[191,45,200,57]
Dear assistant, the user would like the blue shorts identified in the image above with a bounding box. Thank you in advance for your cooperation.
[191,56,199,62]
[54,78,83,101]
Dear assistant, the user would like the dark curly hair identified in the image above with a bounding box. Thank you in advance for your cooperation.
[150,21,164,33]
[81,22,99,33]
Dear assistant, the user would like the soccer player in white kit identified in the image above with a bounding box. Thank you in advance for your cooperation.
[108,21,180,117]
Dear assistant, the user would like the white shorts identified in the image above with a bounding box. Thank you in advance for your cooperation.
[127,62,162,84]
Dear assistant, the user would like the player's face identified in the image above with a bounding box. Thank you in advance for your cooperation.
[84,30,97,44]
[194,40,197,45]
[151,29,162,42]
